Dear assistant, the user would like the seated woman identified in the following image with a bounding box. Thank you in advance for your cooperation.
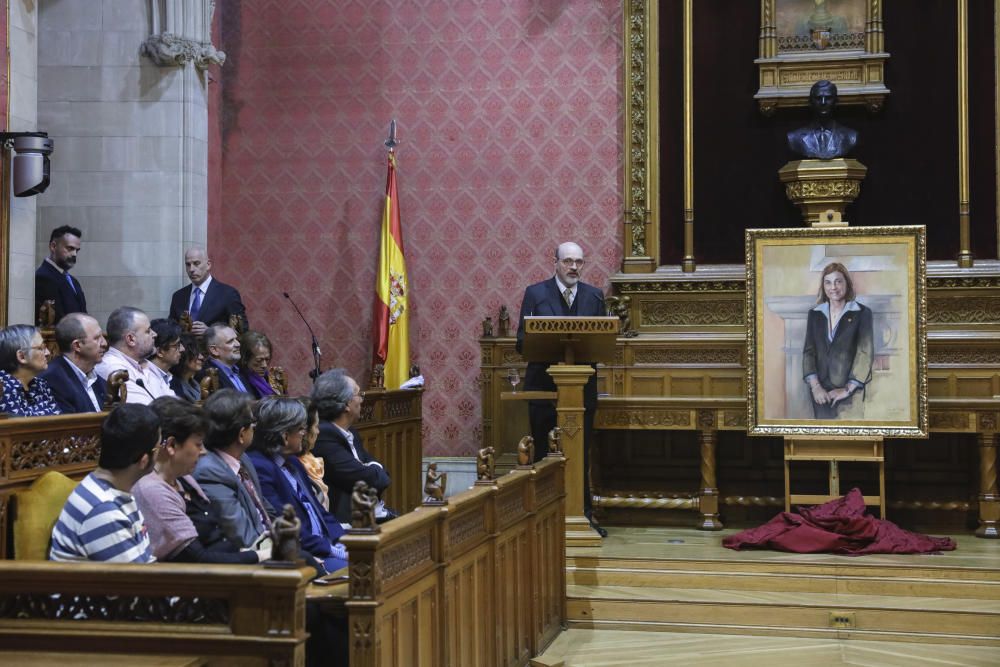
[170,333,204,402]
[240,330,280,398]
[0,324,61,416]
[134,397,270,564]
[247,396,347,574]
[297,398,330,511]
[193,389,273,549]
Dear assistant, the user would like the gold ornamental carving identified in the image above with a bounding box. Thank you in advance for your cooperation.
[624,0,651,261]
[633,348,742,365]
[596,408,692,428]
[524,318,619,335]
[784,178,861,199]
[930,348,1000,365]
[928,412,972,432]
[641,300,744,326]
[379,533,432,583]
[778,158,867,225]
[12,435,100,471]
[501,349,523,365]
[928,296,1000,325]
[616,280,744,294]
[448,511,486,549]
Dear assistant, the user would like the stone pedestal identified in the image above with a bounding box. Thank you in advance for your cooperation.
[779,158,867,226]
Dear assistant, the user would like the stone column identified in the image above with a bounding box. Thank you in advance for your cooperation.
[33,0,223,327]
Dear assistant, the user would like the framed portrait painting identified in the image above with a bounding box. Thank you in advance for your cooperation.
[746,226,927,437]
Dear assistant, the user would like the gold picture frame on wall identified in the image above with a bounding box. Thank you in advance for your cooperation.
[746,225,927,437]
[755,0,890,114]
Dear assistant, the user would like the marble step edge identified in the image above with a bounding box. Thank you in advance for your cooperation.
[567,556,1000,580]
[567,585,1000,614]
[564,620,1000,647]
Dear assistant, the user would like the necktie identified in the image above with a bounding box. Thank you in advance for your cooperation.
[238,465,272,530]
[190,287,202,321]
[563,287,573,307]
[66,272,77,294]
[228,367,248,393]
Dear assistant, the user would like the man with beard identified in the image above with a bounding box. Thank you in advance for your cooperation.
[35,225,87,320]
[204,323,251,393]
[515,241,608,537]
[94,306,169,405]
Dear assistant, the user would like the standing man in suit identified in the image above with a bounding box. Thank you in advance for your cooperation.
[515,241,607,536]
[169,247,248,335]
[40,313,108,413]
[35,225,87,321]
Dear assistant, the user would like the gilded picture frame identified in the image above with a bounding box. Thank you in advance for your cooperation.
[756,0,889,114]
[746,226,928,437]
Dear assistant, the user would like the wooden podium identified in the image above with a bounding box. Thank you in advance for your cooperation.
[508,316,619,547]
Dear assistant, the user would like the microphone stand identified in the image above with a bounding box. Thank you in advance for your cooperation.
[283,292,323,380]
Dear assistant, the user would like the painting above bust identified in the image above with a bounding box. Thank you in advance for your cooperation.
[776,0,867,52]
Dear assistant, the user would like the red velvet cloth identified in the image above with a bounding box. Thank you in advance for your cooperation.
[722,488,956,555]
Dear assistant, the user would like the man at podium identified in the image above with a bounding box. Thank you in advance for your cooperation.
[516,241,607,536]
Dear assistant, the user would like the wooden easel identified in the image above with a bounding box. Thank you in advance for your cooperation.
[783,436,885,517]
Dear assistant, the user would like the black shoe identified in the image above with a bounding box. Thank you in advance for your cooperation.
[587,516,608,538]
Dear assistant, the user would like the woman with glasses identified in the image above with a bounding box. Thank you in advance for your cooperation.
[170,333,205,402]
[192,389,273,549]
[247,396,348,574]
[0,324,61,416]
[134,397,270,563]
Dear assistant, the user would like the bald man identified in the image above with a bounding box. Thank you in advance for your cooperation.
[168,247,248,335]
[515,241,607,536]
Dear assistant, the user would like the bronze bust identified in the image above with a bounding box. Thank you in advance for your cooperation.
[787,80,858,160]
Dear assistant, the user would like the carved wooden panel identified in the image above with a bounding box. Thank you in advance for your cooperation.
[377,574,439,667]
[494,525,531,667]
[444,545,494,667]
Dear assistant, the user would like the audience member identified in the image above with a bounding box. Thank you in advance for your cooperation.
[247,396,348,573]
[193,389,273,548]
[49,404,159,562]
[170,333,205,402]
[297,398,330,510]
[35,225,87,321]
[0,324,61,416]
[204,323,251,394]
[240,330,278,398]
[311,369,392,523]
[39,313,108,413]
[148,318,184,396]
[168,247,248,335]
[134,397,269,563]
[94,307,174,404]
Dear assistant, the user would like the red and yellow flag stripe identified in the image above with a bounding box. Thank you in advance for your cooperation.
[372,152,410,389]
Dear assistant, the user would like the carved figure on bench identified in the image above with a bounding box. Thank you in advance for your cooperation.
[476,445,496,482]
[498,305,510,337]
[606,295,638,338]
[370,363,385,389]
[548,426,562,456]
[423,462,447,503]
[37,299,56,328]
[482,316,494,337]
[517,436,535,467]
[351,480,379,531]
[199,367,219,402]
[271,503,302,563]
[105,369,129,409]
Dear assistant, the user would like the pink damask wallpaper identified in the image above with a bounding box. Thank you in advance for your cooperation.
[209,0,623,456]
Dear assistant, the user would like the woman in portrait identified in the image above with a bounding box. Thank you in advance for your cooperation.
[802,262,874,419]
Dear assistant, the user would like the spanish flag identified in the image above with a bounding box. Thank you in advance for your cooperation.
[372,151,410,389]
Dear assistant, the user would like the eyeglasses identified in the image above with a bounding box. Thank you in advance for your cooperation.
[243,420,257,430]
[354,391,366,400]
[558,258,585,268]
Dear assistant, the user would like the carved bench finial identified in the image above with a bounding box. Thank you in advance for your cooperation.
[104,370,129,409]
[350,480,380,533]
[475,446,496,484]
[423,462,447,505]
[547,426,563,456]
[516,436,535,468]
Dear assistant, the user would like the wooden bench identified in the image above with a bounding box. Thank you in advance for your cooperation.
[343,455,566,667]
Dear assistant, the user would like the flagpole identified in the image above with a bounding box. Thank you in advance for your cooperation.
[385,118,398,152]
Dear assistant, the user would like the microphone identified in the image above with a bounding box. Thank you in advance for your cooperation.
[134,378,156,400]
[283,291,323,380]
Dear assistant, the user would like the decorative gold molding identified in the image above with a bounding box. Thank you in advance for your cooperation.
[622,0,658,272]
[928,295,1000,324]
[616,280,745,293]
[633,348,742,365]
[641,299,745,327]
[595,408,693,428]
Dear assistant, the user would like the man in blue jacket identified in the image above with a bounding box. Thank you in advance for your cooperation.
[40,313,108,413]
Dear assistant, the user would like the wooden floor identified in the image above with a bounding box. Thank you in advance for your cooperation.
[536,526,1000,665]
[533,629,1000,666]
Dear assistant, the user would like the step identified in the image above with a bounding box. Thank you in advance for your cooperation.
[568,558,1000,599]
[567,584,1000,646]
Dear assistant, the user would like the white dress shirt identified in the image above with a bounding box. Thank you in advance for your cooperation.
[94,347,176,405]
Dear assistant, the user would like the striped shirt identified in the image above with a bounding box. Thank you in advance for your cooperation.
[49,472,155,563]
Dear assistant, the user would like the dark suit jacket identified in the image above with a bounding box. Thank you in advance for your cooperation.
[802,302,874,391]
[193,451,274,549]
[515,277,606,408]
[38,355,107,414]
[203,359,251,394]
[247,451,345,558]
[168,277,248,329]
[312,423,391,523]
[35,261,86,321]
